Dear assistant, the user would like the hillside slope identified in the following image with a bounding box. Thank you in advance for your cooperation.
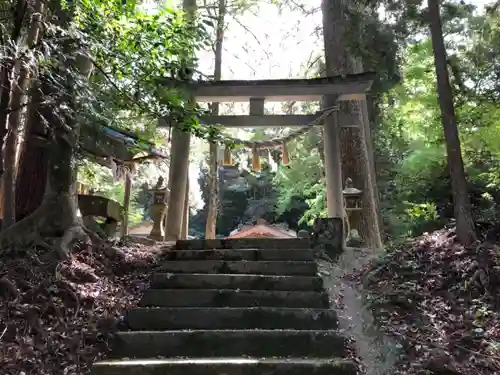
[0,238,166,375]
[358,227,500,375]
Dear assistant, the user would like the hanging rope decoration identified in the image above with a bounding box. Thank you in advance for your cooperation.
[251,145,261,172]
[281,141,290,166]
[109,157,134,182]
[219,105,339,171]
[223,145,232,166]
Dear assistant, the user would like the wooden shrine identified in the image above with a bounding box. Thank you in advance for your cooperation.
[77,125,167,237]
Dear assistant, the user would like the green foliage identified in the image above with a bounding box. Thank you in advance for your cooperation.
[72,0,215,141]
[274,129,325,223]
[403,201,441,235]
[375,3,500,238]
[269,0,500,241]
[18,0,222,229]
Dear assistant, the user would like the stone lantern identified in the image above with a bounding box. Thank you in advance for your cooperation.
[343,177,363,245]
[148,176,168,240]
[343,177,362,211]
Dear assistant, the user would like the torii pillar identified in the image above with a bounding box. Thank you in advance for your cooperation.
[164,128,190,241]
[163,0,196,241]
[322,96,344,218]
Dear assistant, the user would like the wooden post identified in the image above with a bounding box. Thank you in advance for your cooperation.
[322,97,343,218]
[181,178,189,239]
[121,171,132,237]
[249,97,265,115]
[163,0,196,241]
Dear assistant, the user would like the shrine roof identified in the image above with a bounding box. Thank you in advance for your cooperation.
[81,125,167,166]
[227,223,297,239]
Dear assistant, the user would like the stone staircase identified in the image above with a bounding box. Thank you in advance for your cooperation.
[92,238,355,375]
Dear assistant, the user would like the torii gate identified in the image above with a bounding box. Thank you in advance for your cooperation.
[161,72,376,242]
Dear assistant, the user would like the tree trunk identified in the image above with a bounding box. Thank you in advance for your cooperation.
[0,3,93,257]
[321,0,382,248]
[0,66,14,184]
[2,67,29,227]
[205,0,226,239]
[182,177,190,238]
[15,84,49,221]
[0,0,28,183]
[205,140,218,238]
[315,128,326,170]
[3,0,44,227]
[428,0,476,245]
[0,72,88,257]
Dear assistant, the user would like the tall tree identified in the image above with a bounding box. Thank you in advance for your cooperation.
[321,0,383,248]
[14,81,49,221]
[0,0,206,256]
[205,0,226,239]
[2,0,44,227]
[0,0,27,183]
[427,0,476,245]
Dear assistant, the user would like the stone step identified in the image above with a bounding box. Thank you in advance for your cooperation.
[175,238,311,250]
[157,260,317,276]
[162,249,314,261]
[111,329,349,359]
[125,307,337,331]
[139,289,330,308]
[92,358,357,375]
[151,273,324,291]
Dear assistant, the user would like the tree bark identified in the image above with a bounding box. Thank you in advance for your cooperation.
[0,70,88,257]
[15,84,49,221]
[164,0,196,241]
[182,177,190,238]
[121,170,132,236]
[427,0,476,245]
[2,67,29,227]
[0,65,14,181]
[205,0,226,239]
[205,140,218,238]
[3,0,44,227]
[0,2,93,257]
[0,0,28,219]
[321,0,382,248]
[0,0,27,141]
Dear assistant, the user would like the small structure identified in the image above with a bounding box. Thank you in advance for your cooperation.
[77,192,123,237]
[147,177,169,240]
[77,125,167,237]
[343,177,363,245]
[227,219,297,239]
[343,177,363,211]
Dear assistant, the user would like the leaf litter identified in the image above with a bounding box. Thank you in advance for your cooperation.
[352,225,500,375]
[0,237,172,375]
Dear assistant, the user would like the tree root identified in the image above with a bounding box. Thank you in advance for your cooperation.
[0,211,92,260]
[82,225,106,247]
[54,225,90,260]
[0,208,45,252]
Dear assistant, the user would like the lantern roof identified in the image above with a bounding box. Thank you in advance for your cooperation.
[343,177,362,195]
